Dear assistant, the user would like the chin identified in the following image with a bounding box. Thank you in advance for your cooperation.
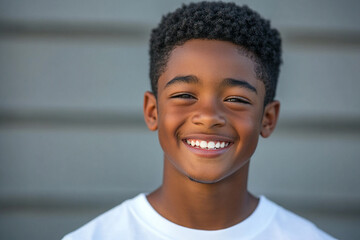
[184,163,245,184]
[187,176,222,184]
[186,171,227,184]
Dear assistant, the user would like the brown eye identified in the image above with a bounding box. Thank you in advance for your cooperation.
[225,97,250,104]
[170,94,196,99]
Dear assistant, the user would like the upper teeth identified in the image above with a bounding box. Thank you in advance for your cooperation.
[186,139,229,149]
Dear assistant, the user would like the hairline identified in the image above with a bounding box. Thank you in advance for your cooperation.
[152,38,270,105]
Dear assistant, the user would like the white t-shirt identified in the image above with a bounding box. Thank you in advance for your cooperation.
[63,193,336,240]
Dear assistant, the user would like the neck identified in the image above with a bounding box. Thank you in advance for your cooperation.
[147,158,258,230]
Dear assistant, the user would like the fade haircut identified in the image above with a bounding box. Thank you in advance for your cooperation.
[149,1,282,105]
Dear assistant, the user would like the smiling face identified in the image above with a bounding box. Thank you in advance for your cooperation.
[144,39,279,184]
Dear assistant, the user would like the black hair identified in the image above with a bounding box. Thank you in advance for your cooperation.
[149,1,282,105]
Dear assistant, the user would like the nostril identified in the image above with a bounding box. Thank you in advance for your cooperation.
[191,112,226,128]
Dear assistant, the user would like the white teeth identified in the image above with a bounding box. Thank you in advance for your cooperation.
[208,141,215,149]
[186,139,230,149]
[200,141,207,149]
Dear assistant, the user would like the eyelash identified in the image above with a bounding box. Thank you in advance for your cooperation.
[170,93,196,99]
[170,94,250,104]
[224,97,250,104]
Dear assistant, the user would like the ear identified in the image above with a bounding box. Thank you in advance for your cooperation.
[143,91,158,131]
[260,100,280,138]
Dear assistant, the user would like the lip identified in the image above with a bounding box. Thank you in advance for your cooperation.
[182,134,234,143]
[181,134,234,158]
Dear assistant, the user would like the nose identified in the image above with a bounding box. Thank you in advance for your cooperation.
[191,99,226,128]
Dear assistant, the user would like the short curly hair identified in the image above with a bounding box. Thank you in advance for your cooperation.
[149,1,282,105]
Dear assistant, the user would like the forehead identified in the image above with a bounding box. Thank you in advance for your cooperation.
[158,39,265,95]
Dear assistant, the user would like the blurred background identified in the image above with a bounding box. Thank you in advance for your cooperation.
[0,0,359,239]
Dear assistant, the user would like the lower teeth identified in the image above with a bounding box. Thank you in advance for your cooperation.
[191,145,221,150]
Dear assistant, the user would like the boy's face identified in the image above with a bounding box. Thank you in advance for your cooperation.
[144,39,279,184]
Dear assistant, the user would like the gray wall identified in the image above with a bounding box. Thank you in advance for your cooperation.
[1,0,359,239]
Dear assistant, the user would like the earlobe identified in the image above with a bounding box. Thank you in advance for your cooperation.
[143,91,158,131]
[260,100,280,138]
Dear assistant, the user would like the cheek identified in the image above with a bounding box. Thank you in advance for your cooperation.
[234,108,263,133]
[159,108,185,132]
[234,112,262,152]
[157,106,187,149]
[241,119,260,143]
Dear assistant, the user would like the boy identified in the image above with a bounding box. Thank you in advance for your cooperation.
[63,2,335,239]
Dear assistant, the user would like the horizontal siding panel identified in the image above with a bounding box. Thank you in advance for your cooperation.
[0,128,163,194]
[0,38,149,112]
[277,46,360,118]
[249,131,360,202]
[1,38,359,116]
[1,127,359,204]
[0,0,359,31]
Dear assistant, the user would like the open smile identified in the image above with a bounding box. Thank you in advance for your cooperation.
[184,139,231,150]
[181,135,234,158]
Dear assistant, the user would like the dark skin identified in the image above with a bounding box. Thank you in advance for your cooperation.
[143,39,280,230]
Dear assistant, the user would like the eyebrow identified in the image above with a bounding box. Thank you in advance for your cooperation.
[222,78,257,94]
[164,75,199,89]
[164,75,257,94]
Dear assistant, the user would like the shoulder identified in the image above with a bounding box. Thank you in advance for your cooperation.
[62,193,145,240]
[260,196,336,240]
